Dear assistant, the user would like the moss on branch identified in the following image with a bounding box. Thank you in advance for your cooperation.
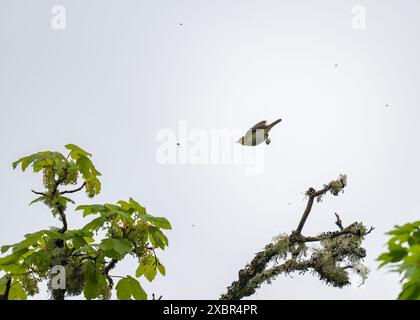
[221,175,374,300]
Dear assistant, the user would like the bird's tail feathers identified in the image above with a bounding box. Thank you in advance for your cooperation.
[267,118,282,130]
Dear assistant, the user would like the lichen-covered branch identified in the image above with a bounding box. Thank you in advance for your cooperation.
[295,175,347,235]
[221,175,374,300]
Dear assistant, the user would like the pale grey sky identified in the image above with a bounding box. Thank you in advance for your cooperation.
[1,0,419,299]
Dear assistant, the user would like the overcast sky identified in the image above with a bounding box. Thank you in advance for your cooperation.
[1,0,419,299]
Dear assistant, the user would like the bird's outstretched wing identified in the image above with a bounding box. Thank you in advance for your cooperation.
[250,120,267,130]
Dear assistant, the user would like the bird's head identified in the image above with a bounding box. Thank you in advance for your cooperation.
[236,137,244,145]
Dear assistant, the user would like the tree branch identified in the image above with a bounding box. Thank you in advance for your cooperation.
[52,173,67,196]
[221,175,372,300]
[152,293,163,300]
[56,205,67,233]
[295,175,346,235]
[31,190,46,196]
[334,212,344,230]
[61,182,86,195]
[298,223,373,243]
[105,259,119,288]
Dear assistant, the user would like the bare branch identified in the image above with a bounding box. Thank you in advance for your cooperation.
[334,213,344,230]
[152,293,163,300]
[61,182,86,195]
[295,188,317,235]
[31,190,46,196]
[295,176,346,235]
[366,226,375,235]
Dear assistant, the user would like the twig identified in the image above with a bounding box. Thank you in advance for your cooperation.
[61,182,86,195]
[31,190,46,196]
[295,185,332,235]
[334,213,344,230]
[366,226,375,235]
[146,245,159,268]
[152,293,162,300]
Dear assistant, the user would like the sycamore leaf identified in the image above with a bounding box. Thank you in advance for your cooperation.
[8,281,27,300]
[116,276,147,300]
[148,226,169,250]
[11,232,43,253]
[0,249,29,266]
[1,245,12,254]
[0,275,9,295]
[29,196,46,206]
[157,262,166,276]
[135,255,157,281]
[76,204,107,217]
[83,271,107,300]
[83,216,108,232]
[98,238,132,259]
[398,279,420,300]
[144,216,172,230]
[65,144,92,159]
[53,196,75,207]
[128,198,147,215]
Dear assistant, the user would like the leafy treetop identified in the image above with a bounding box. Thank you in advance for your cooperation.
[0,144,171,300]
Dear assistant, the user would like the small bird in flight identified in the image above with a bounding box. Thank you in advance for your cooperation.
[236,119,282,146]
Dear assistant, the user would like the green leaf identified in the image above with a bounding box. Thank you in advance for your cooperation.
[135,255,157,281]
[388,244,408,262]
[72,236,87,249]
[12,154,38,171]
[55,196,75,206]
[398,279,420,300]
[12,232,43,253]
[0,275,9,294]
[41,230,69,241]
[76,204,106,217]
[83,216,108,231]
[157,262,166,276]
[24,251,49,272]
[65,144,92,159]
[98,238,132,259]
[146,216,172,230]
[117,200,133,211]
[0,231,66,263]
[29,196,46,206]
[129,198,147,215]
[1,245,12,254]
[8,281,27,300]
[77,157,93,178]
[377,253,392,268]
[0,249,29,266]
[379,220,420,300]
[83,262,107,300]
[388,223,419,236]
[116,276,147,300]
[148,226,169,250]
